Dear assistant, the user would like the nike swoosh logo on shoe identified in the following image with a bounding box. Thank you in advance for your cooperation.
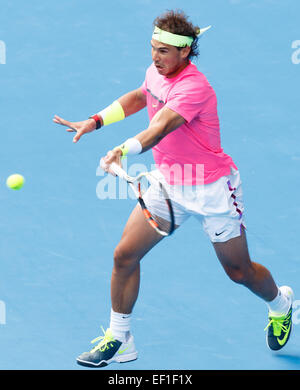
[118,347,129,354]
[277,322,292,346]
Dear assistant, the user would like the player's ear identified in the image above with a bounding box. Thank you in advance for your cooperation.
[180,45,191,60]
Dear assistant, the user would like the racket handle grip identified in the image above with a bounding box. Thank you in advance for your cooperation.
[110,162,127,179]
[100,158,126,179]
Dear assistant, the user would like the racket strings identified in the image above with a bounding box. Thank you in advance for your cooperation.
[152,213,173,233]
[137,177,175,235]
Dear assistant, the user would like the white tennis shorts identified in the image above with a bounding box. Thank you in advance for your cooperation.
[143,167,246,243]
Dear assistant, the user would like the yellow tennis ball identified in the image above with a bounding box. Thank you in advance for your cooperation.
[6,174,25,190]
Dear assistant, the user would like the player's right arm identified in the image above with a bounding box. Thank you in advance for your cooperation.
[53,87,146,143]
[118,87,146,117]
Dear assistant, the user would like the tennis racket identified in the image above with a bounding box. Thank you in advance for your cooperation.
[100,158,175,236]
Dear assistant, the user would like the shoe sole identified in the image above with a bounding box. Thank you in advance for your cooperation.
[76,351,138,368]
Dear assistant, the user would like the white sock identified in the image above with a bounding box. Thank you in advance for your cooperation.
[267,287,290,317]
[109,309,131,342]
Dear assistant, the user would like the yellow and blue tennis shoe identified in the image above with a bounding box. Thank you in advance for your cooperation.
[76,327,138,367]
[265,286,294,351]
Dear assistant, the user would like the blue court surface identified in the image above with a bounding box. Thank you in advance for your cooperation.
[0,0,300,371]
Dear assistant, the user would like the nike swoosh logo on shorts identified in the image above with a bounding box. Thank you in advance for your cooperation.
[215,230,225,236]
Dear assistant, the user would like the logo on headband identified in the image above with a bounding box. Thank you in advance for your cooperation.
[152,25,211,47]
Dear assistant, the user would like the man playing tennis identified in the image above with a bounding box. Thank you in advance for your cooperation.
[54,10,294,368]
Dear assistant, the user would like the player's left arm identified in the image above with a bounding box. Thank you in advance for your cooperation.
[135,106,185,152]
[103,106,185,165]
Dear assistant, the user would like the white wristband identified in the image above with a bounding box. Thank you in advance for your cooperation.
[115,138,142,157]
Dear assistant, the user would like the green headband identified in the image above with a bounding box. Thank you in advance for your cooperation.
[152,25,211,47]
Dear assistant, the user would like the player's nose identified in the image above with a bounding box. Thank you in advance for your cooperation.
[151,48,160,62]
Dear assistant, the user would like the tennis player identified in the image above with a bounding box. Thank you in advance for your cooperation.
[54,10,294,368]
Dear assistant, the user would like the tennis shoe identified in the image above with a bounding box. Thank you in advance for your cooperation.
[76,327,138,367]
[265,286,294,351]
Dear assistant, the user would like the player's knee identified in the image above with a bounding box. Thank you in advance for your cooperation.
[224,265,249,285]
[113,244,138,272]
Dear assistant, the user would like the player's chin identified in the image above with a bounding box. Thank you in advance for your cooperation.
[155,65,166,74]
